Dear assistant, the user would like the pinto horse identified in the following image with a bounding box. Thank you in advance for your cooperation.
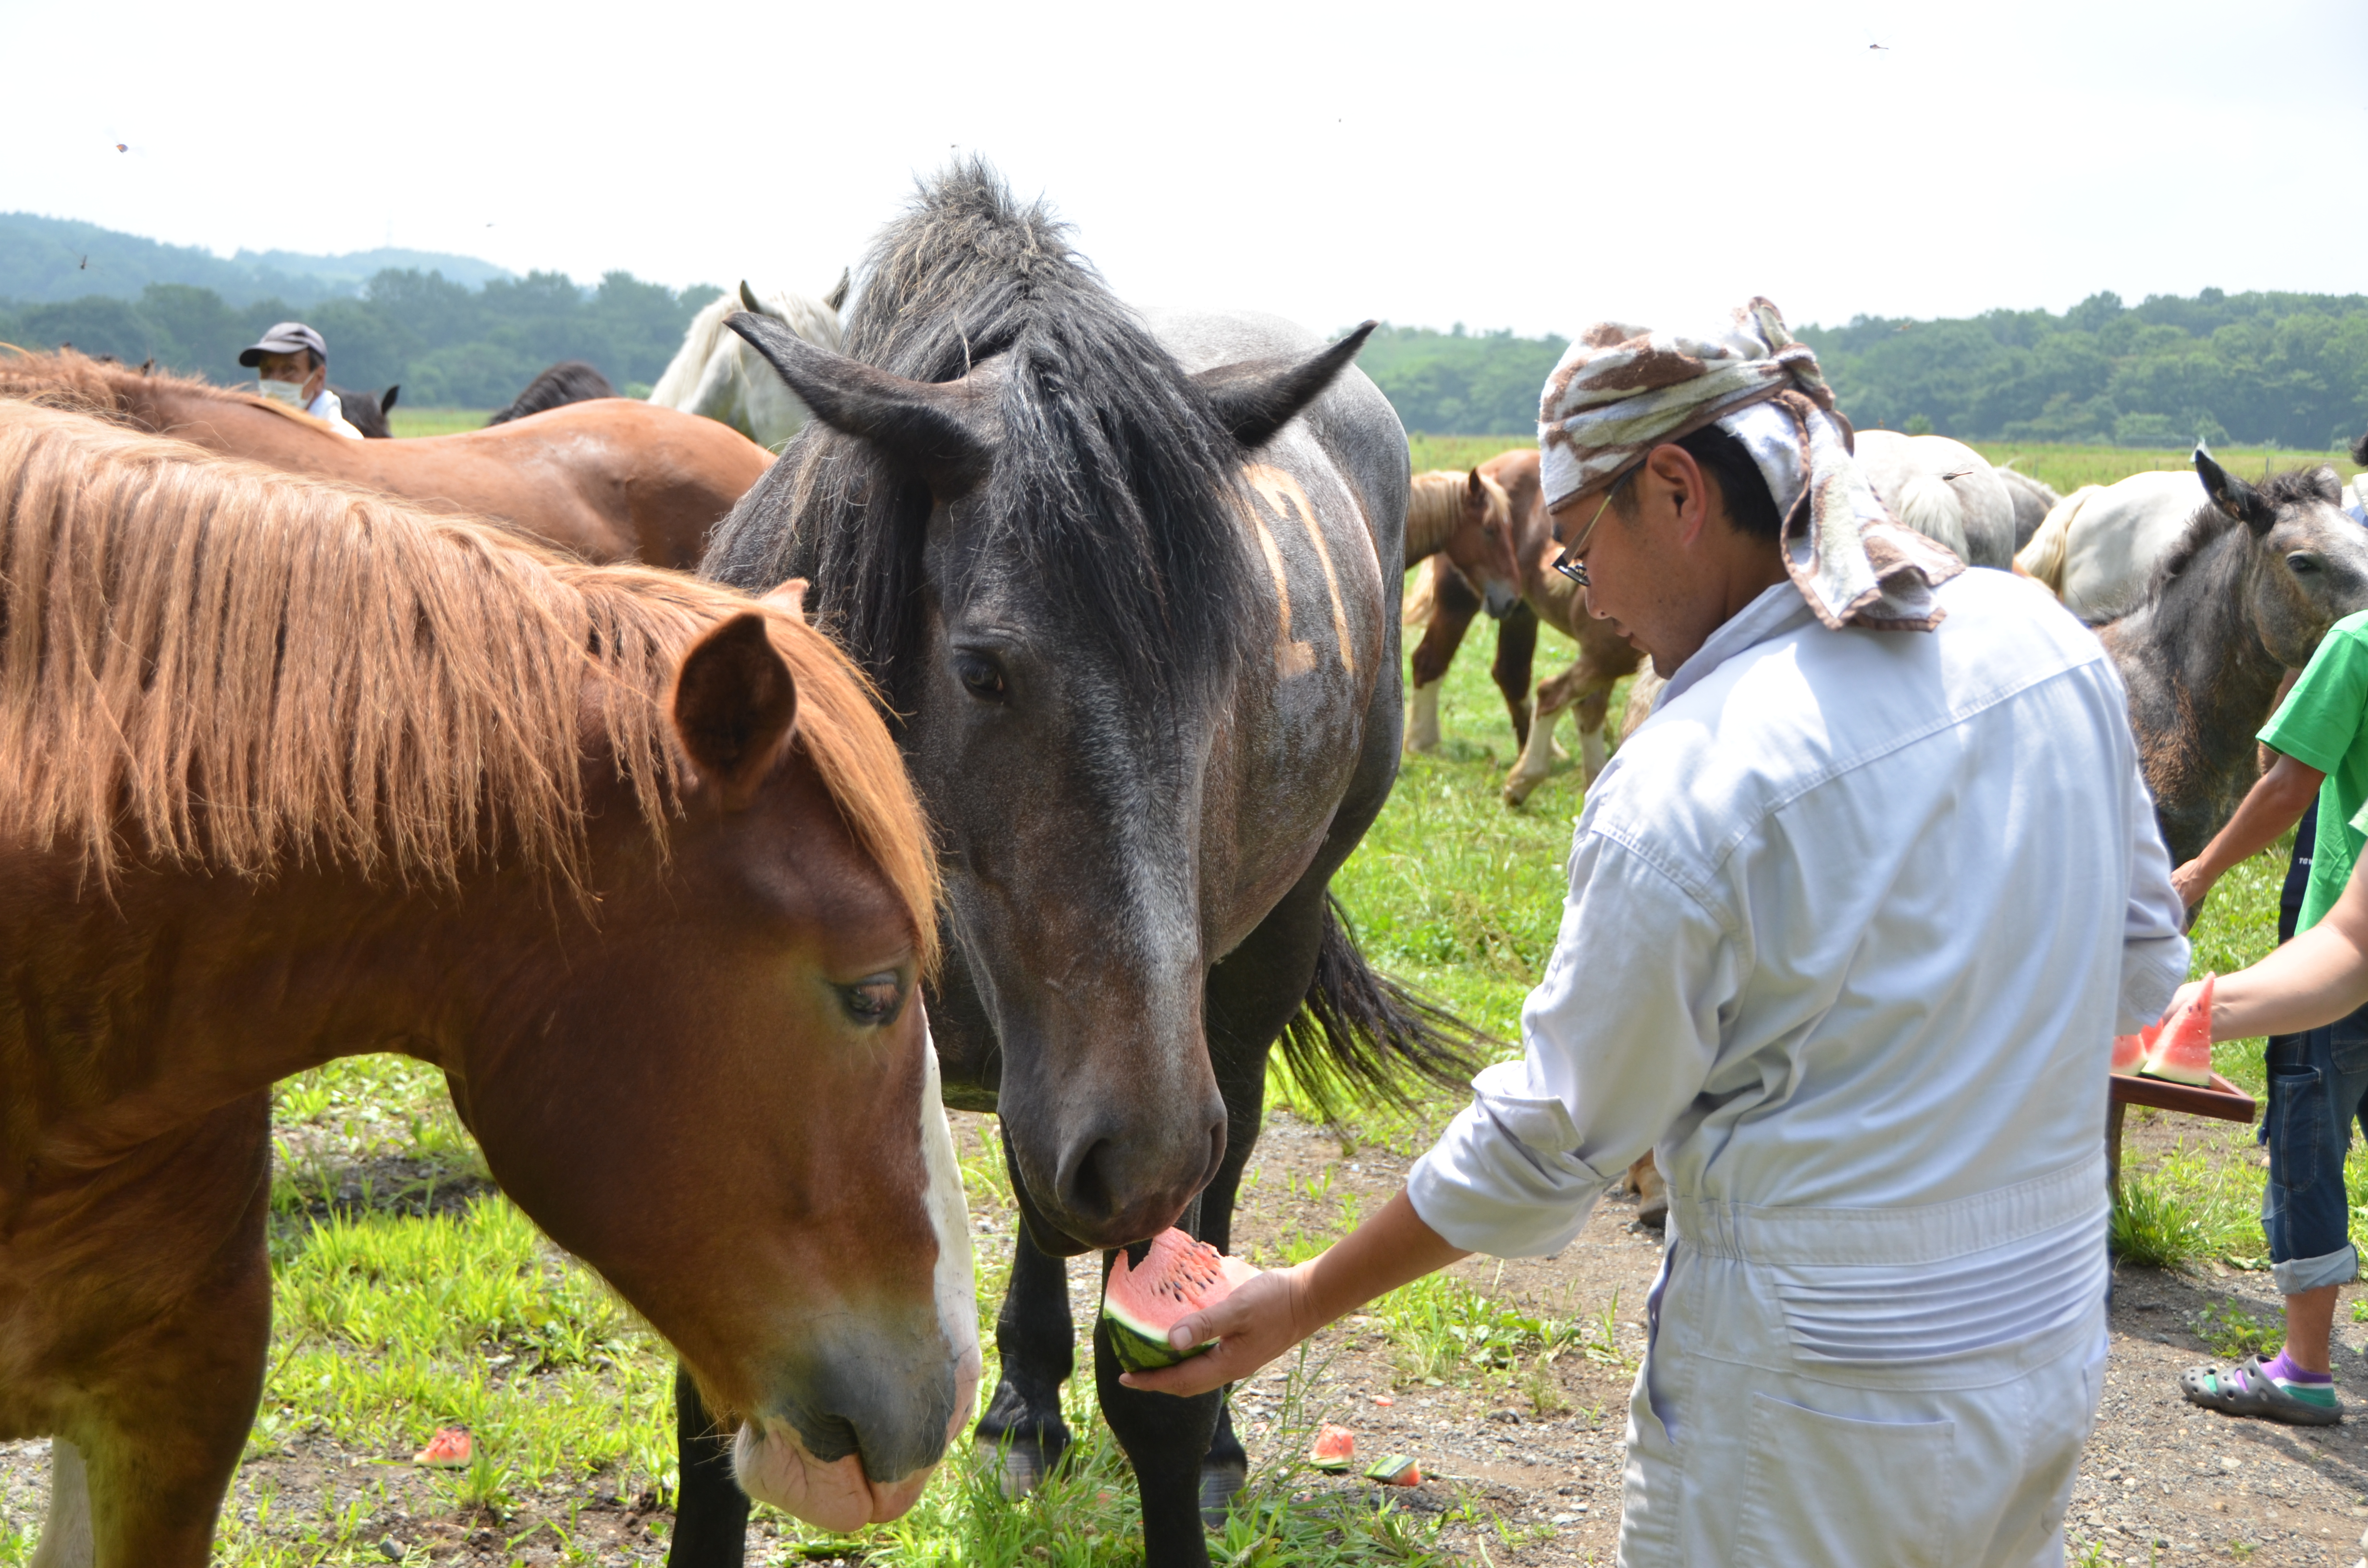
[692,161,1471,1568]
[0,403,976,1566]
[0,349,770,568]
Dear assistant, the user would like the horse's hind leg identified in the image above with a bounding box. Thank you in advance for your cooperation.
[1503,663,1573,806]
[973,1128,1075,1495]
[1490,601,1540,752]
[29,1441,91,1568]
[667,1365,749,1567]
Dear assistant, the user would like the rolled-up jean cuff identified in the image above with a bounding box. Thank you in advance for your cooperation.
[2272,1242,2359,1295]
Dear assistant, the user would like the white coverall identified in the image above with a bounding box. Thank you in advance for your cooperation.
[1407,568,2188,1568]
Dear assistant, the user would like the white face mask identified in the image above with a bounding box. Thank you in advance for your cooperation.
[259,379,307,409]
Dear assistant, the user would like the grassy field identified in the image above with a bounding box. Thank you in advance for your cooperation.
[388,409,494,438]
[1408,434,2367,497]
[0,437,2338,1564]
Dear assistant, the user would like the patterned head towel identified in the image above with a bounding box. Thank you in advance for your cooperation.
[1538,297,1961,631]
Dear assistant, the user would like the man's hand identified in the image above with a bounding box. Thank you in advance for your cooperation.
[2170,858,2217,915]
[1118,1262,1321,1399]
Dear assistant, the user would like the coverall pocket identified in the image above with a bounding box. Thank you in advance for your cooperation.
[1734,1392,1954,1568]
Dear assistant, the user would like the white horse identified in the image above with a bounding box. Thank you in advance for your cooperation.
[2014,469,2206,621]
[1995,465,2061,553]
[1850,430,2017,568]
[649,276,847,453]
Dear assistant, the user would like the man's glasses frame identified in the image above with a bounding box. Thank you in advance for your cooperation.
[1551,474,1629,589]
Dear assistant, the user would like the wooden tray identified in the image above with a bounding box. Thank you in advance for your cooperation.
[2109,1069,2257,1124]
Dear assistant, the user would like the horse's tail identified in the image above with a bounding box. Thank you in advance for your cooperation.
[1277,894,1486,1120]
[1402,560,1437,628]
[1883,464,1973,562]
[2014,485,2095,597]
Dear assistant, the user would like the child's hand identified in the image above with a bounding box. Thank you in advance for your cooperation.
[1118,1262,1321,1398]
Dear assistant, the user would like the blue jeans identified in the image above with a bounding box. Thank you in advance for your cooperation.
[2260,1010,2368,1294]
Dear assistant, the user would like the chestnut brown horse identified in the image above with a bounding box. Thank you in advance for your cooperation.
[0,403,975,1565]
[0,349,771,568]
[1404,446,1643,800]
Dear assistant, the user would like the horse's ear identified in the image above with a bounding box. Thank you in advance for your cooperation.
[727,310,996,495]
[381,384,399,413]
[2306,465,2344,505]
[672,612,799,812]
[2196,447,2273,533]
[1465,468,1488,508]
[824,268,851,313]
[740,280,769,318]
[760,577,809,623]
[1193,321,1377,449]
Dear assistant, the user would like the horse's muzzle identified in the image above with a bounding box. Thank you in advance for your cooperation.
[733,1339,982,1531]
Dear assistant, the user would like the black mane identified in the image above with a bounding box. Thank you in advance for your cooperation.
[2092,465,2336,626]
[703,159,1258,708]
[487,360,616,426]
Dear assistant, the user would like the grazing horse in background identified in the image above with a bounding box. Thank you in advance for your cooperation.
[488,359,615,424]
[329,382,398,437]
[692,161,1471,1568]
[650,278,849,452]
[2099,453,2368,863]
[2016,469,2208,620]
[0,402,976,1566]
[1996,463,2060,551]
[1851,430,2017,568]
[0,349,769,569]
[1400,467,1524,752]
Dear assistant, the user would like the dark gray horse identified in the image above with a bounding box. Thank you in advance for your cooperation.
[330,382,398,438]
[2100,451,2368,865]
[1997,464,2060,552]
[486,359,615,425]
[684,160,1470,1568]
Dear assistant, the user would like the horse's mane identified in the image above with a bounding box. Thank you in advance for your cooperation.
[0,346,343,439]
[0,401,937,959]
[1404,469,1505,565]
[488,360,617,425]
[648,286,844,409]
[2092,466,2338,627]
[706,158,1259,705]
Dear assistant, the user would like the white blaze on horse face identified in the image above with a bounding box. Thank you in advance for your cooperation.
[916,1024,983,1445]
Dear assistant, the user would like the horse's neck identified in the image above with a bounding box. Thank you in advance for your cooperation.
[2121,534,2286,784]
[1402,480,1459,566]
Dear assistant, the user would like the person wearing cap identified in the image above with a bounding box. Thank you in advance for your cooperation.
[1125,300,2186,1565]
[239,322,363,439]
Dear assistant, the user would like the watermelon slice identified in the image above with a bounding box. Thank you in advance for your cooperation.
[2140,974,2216,1087]
[412,1427,471,1468]
[2110,1029,2151,1076]
[1364,1453,1421,1486]
[1308,1422,1357,1471]
[1101,1229,1261,1372]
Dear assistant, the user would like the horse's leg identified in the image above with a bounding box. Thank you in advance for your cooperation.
[973,1127,1075,1495]
[29,1441,91,1568]
[1489,600,1540,752]
[1405,561,1481,754]
[667,1366,749,1567]
[57,1096,272,1568]
[1503,661,1574,806]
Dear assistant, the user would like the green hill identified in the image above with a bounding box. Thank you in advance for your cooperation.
[0,212,510,307]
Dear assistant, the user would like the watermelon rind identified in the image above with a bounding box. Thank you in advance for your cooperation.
[1102,1309,1213,1373]
[1364,1453,1421,1485]
[1099,1230,1259,1373]
[2139,974,2216,1088]
[1308,1422,1356,1471]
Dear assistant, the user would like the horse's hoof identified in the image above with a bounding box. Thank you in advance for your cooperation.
[974,1433,1062,1498]
[1198,1455,1249,1528]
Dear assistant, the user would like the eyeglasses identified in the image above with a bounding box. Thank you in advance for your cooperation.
[1551,480,1625,589]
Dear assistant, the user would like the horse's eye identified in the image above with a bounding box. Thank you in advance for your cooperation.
[2289,553,2321,574]
[839,973,905,1027]
[954,654,1007,701]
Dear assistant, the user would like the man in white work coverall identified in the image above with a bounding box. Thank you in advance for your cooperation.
[1124,299,2189,1567]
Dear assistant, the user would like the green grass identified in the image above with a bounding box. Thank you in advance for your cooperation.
[1407,434,2365,500]
[387,407,493,438]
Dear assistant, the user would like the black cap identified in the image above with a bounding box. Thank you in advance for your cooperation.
[238,322,328,368]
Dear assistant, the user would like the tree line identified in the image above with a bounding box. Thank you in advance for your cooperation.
[0,270,721,409]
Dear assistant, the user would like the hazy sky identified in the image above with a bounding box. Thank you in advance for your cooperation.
[7,0,2363,338]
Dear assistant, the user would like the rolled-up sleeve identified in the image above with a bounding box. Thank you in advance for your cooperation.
[1408,830,1735,1257]
[2118,760,2191,1033]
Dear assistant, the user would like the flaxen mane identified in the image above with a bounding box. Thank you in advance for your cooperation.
[1404,469,1507,564]
[0,346,340,439]
[0,401,935,959]
[704,157,1259,707]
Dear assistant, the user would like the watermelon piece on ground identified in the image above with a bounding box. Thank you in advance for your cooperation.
[1308,1422,1356,1471]
[1101,1229,1260,1372]
[412,1427,471,1468]
[1365,1453,1421,1486]
[2110,1029,2151,1076]
[2140,974,2217,1087]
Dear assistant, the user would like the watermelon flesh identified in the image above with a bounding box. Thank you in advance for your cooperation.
[2140,974,2216,1087]
[2110,1029,2151,1076]
[1101,1228,1261,1373]
[1308,1422,1356,1471]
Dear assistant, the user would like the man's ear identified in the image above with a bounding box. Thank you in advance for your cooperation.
[759,577,809,622]
[672,612,800,811]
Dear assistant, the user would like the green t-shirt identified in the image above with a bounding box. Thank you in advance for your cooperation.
[2261,609,2368,931]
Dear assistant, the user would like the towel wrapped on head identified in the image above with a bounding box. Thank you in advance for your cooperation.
[1537,297,1962,631]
